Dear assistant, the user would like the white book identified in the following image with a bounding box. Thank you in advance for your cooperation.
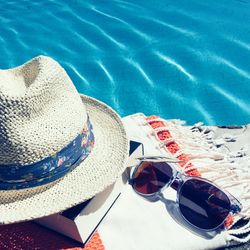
[35,138,143,244]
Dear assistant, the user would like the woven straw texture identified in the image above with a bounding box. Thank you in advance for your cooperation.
[0,56,128,224]
[0,55,87,165]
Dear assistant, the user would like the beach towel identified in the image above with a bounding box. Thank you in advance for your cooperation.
[98,113,250,250]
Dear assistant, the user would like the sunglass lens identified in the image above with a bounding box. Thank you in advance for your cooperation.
[179,179,231,230]
[132,161,173,195]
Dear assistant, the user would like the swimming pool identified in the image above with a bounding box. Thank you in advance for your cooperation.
[0,0,249,125]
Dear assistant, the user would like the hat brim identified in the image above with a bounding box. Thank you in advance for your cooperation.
[0,94,128,224]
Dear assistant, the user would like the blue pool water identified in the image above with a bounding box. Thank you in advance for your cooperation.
[0,0,250,125]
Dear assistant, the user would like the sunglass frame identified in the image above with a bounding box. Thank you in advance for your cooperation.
[129,157,242,232]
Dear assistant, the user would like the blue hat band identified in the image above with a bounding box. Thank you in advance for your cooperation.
[0,116,94,190]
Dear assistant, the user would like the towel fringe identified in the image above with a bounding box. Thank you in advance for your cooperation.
[144,115,250,241]
[227,234,250,244]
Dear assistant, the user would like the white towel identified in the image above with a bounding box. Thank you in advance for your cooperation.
[98,113,250,250]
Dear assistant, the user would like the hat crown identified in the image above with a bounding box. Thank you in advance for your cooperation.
[0,56,87,165]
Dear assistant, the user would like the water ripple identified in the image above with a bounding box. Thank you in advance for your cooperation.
[125,58,154,87]
[149,18,197,38]
[97,61,115,84]
[210,83,250,114]
[66,64,90,87]
[226,37,250,52]
[91,7,152,42]
[212,55,250,80]
[96,60,121,112]
[0,0,249,124]
[193,100,215,124]
[73,31,100,51]
[66,7,127,50]
[155,51,195,81]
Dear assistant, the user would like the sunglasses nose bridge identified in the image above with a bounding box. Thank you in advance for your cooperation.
[170,174,182,191]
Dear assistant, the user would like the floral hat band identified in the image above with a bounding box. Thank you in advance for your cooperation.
[0,116,95,190]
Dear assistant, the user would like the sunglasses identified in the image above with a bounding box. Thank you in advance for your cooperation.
[129,156,242,232]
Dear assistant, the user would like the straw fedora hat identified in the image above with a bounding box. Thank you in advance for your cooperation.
[0,55,128,224]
